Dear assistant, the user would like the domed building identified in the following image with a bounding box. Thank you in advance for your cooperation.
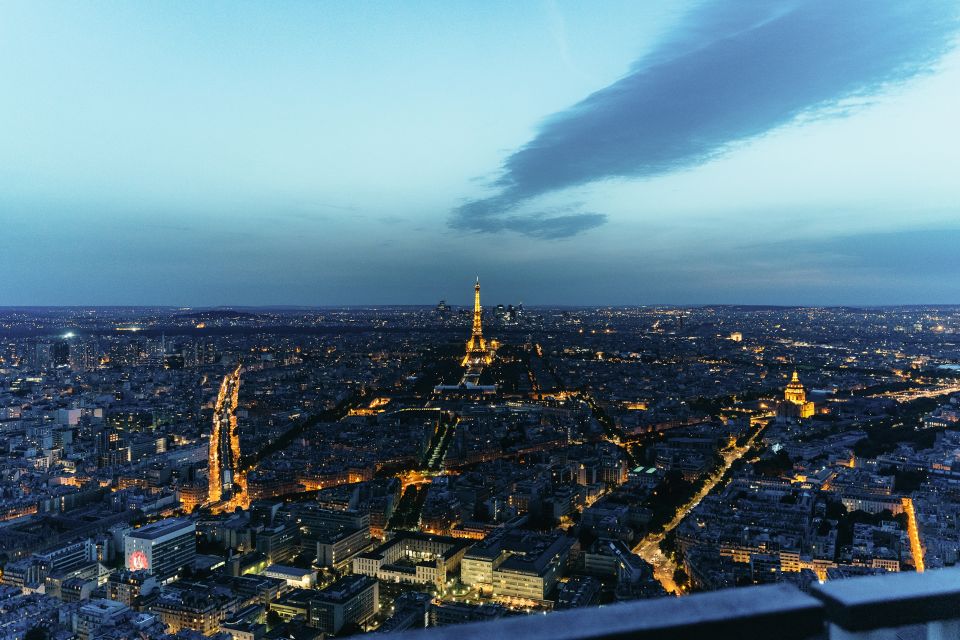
[784,371,807,405]
[777,371,815,420]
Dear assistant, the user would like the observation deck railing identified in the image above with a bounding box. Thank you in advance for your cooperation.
[390,568,960,640]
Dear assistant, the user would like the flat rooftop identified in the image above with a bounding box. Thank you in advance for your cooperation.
[126,518,195,541]
[265,565,316,578]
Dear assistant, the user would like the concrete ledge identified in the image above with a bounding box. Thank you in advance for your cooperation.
[390,584,824,640]
[811,568,960,632]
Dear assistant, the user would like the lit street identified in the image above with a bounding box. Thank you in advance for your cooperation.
[634,425,764,593]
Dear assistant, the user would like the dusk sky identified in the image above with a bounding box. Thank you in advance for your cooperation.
[2,1,959,307]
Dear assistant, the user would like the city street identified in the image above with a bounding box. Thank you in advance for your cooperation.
[634,425,763,593]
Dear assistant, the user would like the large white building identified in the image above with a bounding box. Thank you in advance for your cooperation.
[352,532,469,593]
[461,530,574,603]
[263,564,318,589]
[124,518,196,582]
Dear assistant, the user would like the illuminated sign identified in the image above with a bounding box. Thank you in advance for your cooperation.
[128,550,149,571]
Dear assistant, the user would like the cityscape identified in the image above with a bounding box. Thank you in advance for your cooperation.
[4,289,960,638]
[4,1,960,639]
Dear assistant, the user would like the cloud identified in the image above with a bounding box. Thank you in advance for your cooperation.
[454,197,606,238]
[452,0,960,237]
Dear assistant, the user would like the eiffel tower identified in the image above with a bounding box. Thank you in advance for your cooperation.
[462,277,493,367]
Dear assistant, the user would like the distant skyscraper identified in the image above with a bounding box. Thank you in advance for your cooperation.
[27,341,53,371]
[52,340,70,367]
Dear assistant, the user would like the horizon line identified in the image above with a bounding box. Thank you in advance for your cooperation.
[2,303,960,311]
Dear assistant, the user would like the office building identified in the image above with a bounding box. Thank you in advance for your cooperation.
[309,574,379,634]
[124,518,196,581]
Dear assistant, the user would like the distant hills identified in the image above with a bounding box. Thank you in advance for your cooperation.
[174,309,260,320]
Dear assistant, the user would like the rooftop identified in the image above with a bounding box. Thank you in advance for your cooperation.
[264,564,316,579]
[125,517,195,541]
[313,575,376,604]
[359,530,470,561]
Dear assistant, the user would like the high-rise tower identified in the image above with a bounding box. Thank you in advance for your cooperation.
[462,277,493,366]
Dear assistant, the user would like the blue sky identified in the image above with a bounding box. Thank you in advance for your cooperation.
[1,1,959,306]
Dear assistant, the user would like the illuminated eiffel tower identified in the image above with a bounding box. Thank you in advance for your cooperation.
[462,277,494,367]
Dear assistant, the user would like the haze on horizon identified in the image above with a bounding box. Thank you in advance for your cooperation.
[2,1,959,307]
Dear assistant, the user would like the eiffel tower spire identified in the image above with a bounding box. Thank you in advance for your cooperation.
[463,278,492,366]
[472,277,483,338]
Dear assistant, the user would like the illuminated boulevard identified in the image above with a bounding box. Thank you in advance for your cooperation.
[902,496,925,573]
[208,365,245,512]
[633,424,764,594]
[873,382,960,403]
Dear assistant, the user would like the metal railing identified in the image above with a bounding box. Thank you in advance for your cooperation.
[389,568,960,640]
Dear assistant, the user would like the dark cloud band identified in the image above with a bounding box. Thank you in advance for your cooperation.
[452,0,959,238]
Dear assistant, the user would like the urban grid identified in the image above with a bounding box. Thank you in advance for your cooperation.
[3,285,960,638]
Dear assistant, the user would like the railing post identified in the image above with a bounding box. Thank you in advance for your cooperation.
[812,568,960,640]
[927,619,960,640]
[827,627,897,640]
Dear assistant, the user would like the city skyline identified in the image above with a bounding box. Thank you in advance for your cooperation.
[5,3,960,635]
[4,291,960,636]
[3,1,960,306]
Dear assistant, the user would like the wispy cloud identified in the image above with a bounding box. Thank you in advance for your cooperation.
[544,0,579,77]
[452,0,960,238]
